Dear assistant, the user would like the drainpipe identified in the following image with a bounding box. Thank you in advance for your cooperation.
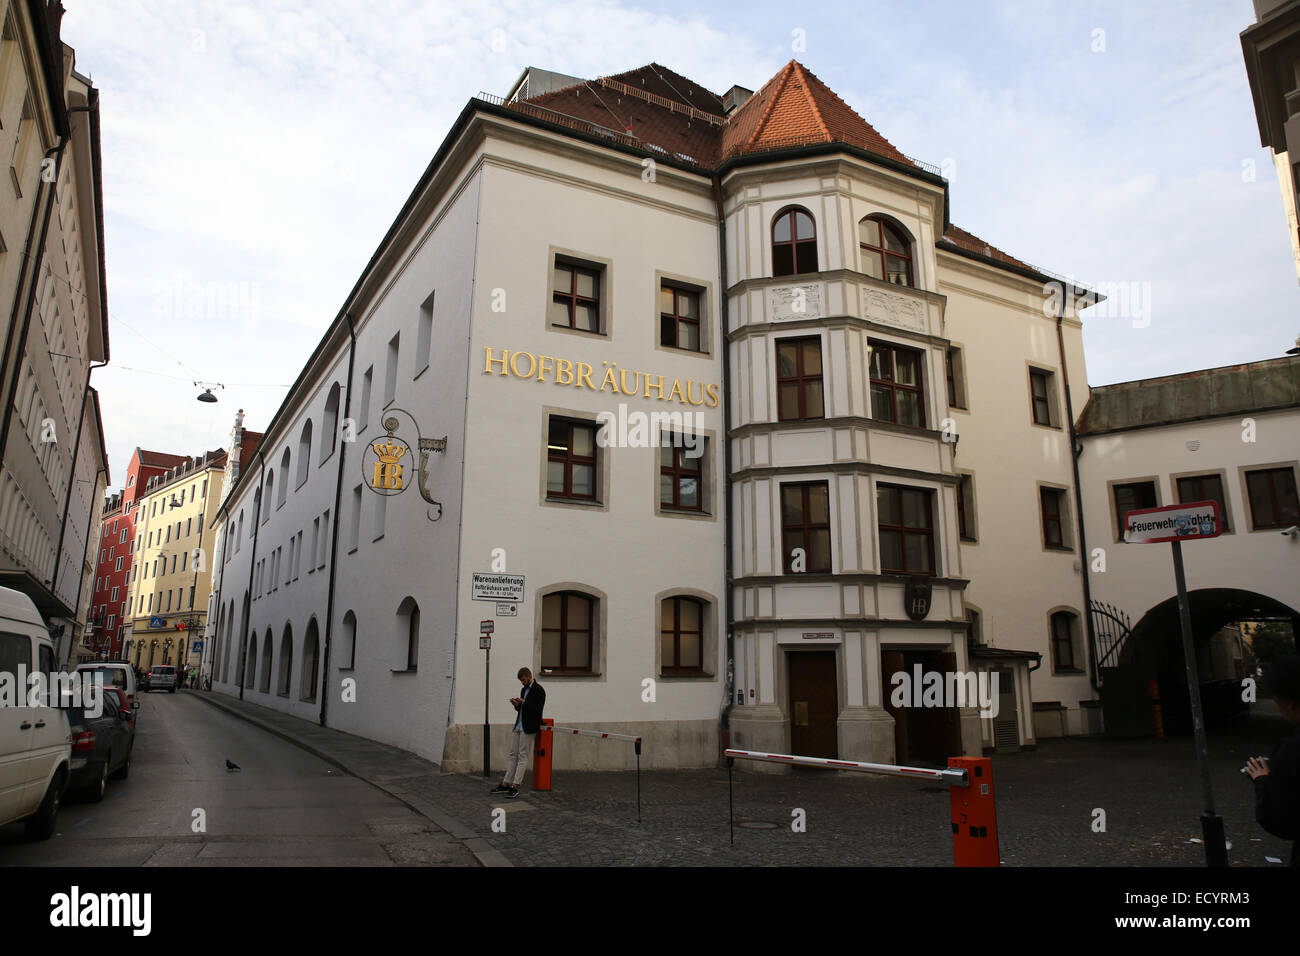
[712,175,734,748]
[0,138,67,471]
[237,450,266,700]
[69,466,105,666]
[1055,301,1098,690]
[319,313,357,726]
[51,357,108,598]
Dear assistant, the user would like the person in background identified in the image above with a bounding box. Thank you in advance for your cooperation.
[1245,655,1300,866]
[491,667,546,799]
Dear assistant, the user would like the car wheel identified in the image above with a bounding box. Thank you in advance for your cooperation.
[85,756,109,803]
[24,768,65,840]
[111,744,132,781]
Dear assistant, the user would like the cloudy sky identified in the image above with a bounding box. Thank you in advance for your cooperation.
[59,0,1298,490]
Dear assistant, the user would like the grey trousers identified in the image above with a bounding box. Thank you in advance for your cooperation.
[503,729,535,787]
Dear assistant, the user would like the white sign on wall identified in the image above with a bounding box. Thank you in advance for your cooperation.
[472,573,525,602]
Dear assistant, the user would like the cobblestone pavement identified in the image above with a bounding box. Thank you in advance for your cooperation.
[195,690,1294,867]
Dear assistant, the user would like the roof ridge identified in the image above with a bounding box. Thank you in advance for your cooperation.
[744,60,798,151]
[791,61,832,141]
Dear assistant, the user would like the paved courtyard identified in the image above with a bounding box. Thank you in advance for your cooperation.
[197,692,1294,866]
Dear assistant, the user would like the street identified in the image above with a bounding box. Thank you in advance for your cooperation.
[0,691,477,866]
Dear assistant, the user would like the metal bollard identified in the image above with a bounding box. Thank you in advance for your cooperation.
[948,756,999,866]
[532,718,554,791]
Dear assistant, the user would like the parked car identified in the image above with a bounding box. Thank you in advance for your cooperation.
[0,586,71,839]
[104,686,137,731]
[64,687,134,802]
[76,662,138,718]
[145,665,177,693]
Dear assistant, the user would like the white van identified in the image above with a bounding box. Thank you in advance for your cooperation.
[76,661,138,715]
[0,586,71,839]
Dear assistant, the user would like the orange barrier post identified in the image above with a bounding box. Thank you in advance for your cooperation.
[948,756,998,867]
[532,718,554,791]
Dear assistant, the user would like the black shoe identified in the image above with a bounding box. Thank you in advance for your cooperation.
[490,783,510,794]
[507,787,520,799]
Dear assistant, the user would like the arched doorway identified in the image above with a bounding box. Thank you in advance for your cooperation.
[1100,588,1299,736]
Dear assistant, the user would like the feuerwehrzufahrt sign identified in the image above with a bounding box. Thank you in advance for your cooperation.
[1122,500,1223,544]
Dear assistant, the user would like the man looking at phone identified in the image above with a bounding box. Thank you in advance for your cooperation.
[491,667,545,799]
[1245,655,1300,866]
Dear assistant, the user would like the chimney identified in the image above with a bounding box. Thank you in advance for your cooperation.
[722,85,753,116]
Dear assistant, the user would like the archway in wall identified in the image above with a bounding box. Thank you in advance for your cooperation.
[1103,588,1299,736]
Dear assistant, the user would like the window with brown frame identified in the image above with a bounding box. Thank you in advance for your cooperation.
[946,347,967,409]
[781,482,831,573]
[877,483,935,574]
[660,435,705,512]
[870,341,925,427]
[542,591,594,674]
[776,337,824,421]
[1029,368,1055,426]
[1245,467,1300,529]
[859,216,913,286]
[772,207,817,277]
[1176,474,1230,532]
[549,260,601,333]
[1041,487,1070,549]
[546,418,598,502]
[660,284,701,351]
[1112,481,1157,538]
[957,474,976,542]
[1051,611,1079,672]
[661,596,704,673]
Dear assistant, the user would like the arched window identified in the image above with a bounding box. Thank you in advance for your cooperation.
[236,510,244,551]
[661,596,705,673]
[300,618,319,702]
[542,591,594,674]
[277,623,293,696]
[246,633,258,688]
[297,420,312,487]
[397,598,419,671]
[1049,610,1080,673]
[259,628,273,692]
[278,448,290,506]
[341,610,357,669]
[253,488,262,527]
[321,384,341,465]
[772,207,817,277]
[859,216,913,287]
[263,471,274,524]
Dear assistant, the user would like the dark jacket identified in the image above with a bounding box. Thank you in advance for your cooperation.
[513,681,546,734]
[1253,724,1300,866]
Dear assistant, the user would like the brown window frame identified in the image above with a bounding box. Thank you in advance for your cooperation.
[1041,487,1069,550]
[1051,611,1079,672]
[660,436,705,512]
[781,481,832,573]
[542,591,595,675]
[1175,474,1230,532]
[660,284,702,352]
[546,418,598,502]
[957,474,976,542]
[551,260,602,334]
[1245,467,1300,530]
[772,207,817,277]
[776,336,825,422]
[869,340,926,428]
[877,483,936,575]
[945,347,966,409]
[1029,368,1054,426]
[661,596,705,674]
[859,215,913,287]
[1112,481,1158,539]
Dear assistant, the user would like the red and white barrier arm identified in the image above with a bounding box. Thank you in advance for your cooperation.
[724,748,968,787]
[550,725,642,743]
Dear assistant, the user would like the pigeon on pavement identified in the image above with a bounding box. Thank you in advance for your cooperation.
[225,760,241,772]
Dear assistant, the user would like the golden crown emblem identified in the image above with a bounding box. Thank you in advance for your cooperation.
[371,440,407,464]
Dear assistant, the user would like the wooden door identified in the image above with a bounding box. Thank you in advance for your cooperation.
[881,649,907,763]
[788,652,838,759]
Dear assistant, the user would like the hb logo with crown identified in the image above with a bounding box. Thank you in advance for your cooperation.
[368,417,409,492]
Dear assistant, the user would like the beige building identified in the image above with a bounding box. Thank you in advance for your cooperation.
[125,451,225,672]
[0,1,109,665]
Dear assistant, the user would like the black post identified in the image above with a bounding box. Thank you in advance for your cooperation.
[727,756,734,846]
[635,737,642,824]
[1171,540,1228,867]
[482,644,491,778]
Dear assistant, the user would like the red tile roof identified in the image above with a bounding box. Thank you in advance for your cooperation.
[511,60,1049,282]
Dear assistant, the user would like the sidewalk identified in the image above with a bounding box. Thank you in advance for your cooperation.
[191,689,512,867]
[192,689,1294,867]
